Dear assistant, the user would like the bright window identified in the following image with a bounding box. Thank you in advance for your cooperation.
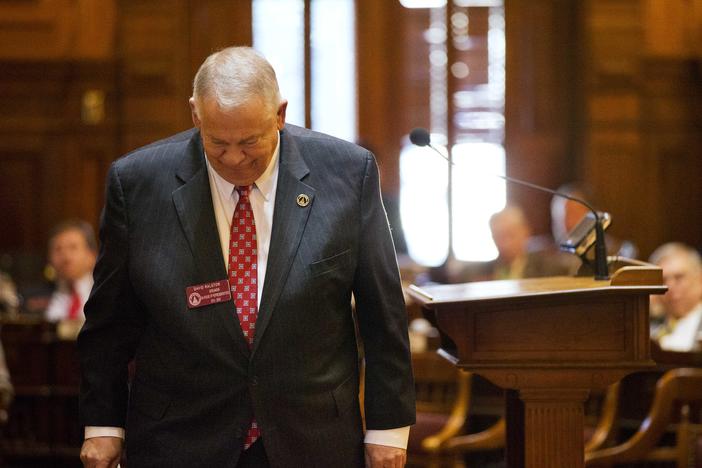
[253,0,356,141]
[452,142,505,260]
[311,0,357,141]
[252,0,305,126]
[400,140,450,266]
[401,1,506,266]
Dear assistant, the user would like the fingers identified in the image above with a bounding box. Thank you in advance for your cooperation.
[364,443,407,468]
[80,437,123,468]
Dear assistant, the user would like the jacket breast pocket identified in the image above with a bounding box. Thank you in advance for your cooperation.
[309,249,352,278]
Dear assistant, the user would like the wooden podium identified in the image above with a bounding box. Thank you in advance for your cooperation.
[408,266,666,468]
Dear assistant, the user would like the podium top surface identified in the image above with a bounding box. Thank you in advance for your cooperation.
[408,266,667,307]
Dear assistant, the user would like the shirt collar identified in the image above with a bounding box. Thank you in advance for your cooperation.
[254,131,280,201]
[59,273,93,293]
[205,131,280,202]
[678,302,702,324]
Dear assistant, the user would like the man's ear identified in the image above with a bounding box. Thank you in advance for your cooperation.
[276,100,288,130]
[189,97,201,128]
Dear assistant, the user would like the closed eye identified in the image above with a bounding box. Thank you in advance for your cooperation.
[241,137,260,147]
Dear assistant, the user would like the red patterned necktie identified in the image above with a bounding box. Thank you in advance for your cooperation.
[67,285,81,320]
[227,185,260,449]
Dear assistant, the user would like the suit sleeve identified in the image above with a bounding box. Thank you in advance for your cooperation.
[353,152,416,430]
[78,163,145,428]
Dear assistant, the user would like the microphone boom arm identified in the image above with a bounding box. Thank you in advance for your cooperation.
[412,129,609,280]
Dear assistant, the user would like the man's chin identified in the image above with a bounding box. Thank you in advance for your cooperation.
[62,272,84,282]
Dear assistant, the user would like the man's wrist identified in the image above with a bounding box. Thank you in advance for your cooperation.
[364,426,410,449]
[84,426,125,440]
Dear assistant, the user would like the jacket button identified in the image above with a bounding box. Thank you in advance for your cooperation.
[250,376,259,386]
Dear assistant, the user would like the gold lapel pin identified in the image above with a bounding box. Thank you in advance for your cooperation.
[296,193,310,207]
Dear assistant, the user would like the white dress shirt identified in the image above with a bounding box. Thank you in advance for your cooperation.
[45,273,93,322]
[87,132,409,450]
[659,303,702,351]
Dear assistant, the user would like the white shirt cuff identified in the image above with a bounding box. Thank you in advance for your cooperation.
[85,426,125,439]
[364,426,410,449]
[85,425,410,448]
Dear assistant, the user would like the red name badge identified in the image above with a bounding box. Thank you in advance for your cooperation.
[185,280,232,309]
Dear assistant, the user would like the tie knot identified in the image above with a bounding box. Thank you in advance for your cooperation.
[236,185,252,199]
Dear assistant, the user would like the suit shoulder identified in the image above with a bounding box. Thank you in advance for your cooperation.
[284,124,370,161]
[113,128,199,172]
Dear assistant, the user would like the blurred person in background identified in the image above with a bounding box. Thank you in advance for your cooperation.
[0,341,13,423]
[550,182,638,259]
[488,205,574,280]
[0,273,16,421]
[44,220,97,323]
[451,205,576,282]
[649,242,702,351]
[0,272,19,316]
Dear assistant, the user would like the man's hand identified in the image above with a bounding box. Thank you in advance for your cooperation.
[80,436,123,468]
[364,443,407,468]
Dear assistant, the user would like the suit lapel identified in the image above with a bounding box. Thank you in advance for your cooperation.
[172,133,251,357]
[252,128,314,356]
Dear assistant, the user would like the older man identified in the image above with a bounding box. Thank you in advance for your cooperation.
[78,47,415,468]
[452,205,575,282]
[649,242,702,351]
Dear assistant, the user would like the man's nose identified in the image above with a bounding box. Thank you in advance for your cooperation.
[226,148,247,164]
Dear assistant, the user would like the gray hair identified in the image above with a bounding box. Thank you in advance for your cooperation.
[649,242,702,273]
[192,46,281,112]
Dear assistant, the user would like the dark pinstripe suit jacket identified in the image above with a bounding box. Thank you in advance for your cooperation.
[78,124,415,468]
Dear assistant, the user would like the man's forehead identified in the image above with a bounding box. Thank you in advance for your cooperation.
[204,113,270,127]
[51,229,87,246]
[200,94,272,115]
[661,255,699,276]
[204,126,268,143]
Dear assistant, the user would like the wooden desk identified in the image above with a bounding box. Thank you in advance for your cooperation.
[408,266,666,468]
[0,317,82,467]
[652,342,702,368]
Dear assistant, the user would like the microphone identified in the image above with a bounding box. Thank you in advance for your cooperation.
[409,127,609,280]
[409,128,432,147]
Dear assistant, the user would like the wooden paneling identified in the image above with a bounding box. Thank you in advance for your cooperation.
[582,0,702,257]
[505,0,583,235]
[0,153,44,251]
[0,320,82,465]
[642,59,702,249]
[117,0,192,151]
[0,0,119,262]
[117,0,252,153]
[188,0,252,79]
[1,0,701,274]
[0,0,115,60]
[0,0,74,60]
[643,0,702,58]
[583,0,646,256]
[356,0,418,194]
[0,62,119,255]
[0,1,253,286]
